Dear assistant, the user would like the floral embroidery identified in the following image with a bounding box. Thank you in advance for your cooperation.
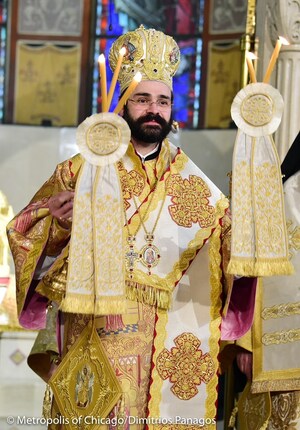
[166,175,215,228]
[117,162,145,209]
[270,391,300,429]
[286,219,300,259]
[156,333,214,400]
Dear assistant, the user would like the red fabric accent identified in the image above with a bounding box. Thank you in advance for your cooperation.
[14,198,49,233]
[69,160,74,177]
[146,311,158,423]
[105,314,125,331]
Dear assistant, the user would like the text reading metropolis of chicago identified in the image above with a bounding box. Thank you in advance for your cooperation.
[7,415,217,426]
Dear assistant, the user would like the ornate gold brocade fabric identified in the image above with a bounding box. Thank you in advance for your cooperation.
[233,171,300,430]
[268,391,300,429]
[8,140,231,430]
[56,300,155,430]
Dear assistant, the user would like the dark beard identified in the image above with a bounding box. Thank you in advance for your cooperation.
[122,107,173,143]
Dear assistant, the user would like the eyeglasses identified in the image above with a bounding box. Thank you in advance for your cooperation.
[127,97,172,110]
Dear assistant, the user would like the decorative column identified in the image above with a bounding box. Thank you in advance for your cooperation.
[265,0,300,160]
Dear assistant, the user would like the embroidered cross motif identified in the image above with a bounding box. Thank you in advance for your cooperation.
[156,332,215,400]
[166,174,216,228]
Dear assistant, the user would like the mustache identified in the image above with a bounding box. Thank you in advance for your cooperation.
[137,113,167,126]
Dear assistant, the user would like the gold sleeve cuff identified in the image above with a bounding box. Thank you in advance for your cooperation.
[44,218,71,256]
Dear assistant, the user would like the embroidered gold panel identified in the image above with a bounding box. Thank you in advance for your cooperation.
[205,41,242,128]
[14,43,81,126]
[252,183,300,393]
[49,324,122,430]
[60,300,156,429]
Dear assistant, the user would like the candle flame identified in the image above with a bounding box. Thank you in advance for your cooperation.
[246,52,257,60]
[98,53,105,63]
[279,36,289,46]
[119,47,127,56]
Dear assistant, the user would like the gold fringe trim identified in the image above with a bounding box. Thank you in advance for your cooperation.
[227,257,294,277]
[59,294,127,315]
[126,280,171,310]
[59,282,171,314]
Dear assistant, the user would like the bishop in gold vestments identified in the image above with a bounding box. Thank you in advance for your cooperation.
[7,26,256,430]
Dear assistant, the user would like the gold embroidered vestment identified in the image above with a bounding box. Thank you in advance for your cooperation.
[7,141,231,429]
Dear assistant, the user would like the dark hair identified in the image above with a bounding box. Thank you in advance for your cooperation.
[281,131,300,183]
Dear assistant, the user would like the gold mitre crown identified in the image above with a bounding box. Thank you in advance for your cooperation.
[109,25,180,92]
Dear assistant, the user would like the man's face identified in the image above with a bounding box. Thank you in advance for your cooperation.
[122,81,173,144]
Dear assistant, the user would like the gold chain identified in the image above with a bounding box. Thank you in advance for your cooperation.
[122,141,172,238]
[124,183,157,238]
[122,141,172,275]
[131,185,167,237]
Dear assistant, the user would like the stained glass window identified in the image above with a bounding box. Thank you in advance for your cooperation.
[92,0,205,129]
[1,1,246,128]
[0,0,7,123]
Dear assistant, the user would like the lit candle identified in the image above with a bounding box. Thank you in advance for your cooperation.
[113,72,142,114]
[263,36,289,83]
[107,47,127,111]
[98,54,108,112]
[246,52,257,83]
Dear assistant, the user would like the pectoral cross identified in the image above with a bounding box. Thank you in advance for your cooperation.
[126,247,139,268]
[125,236,139,275]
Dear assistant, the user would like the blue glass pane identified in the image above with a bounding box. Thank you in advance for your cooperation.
[0,0,7,24]
[193,39,202,127]
[95,0,133,36]
[172,39,202,128]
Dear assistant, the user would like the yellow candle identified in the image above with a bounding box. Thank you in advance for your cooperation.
[113,72,142,114]
[107,47,126,111]
[246,52,257,83]
[263,37,289,83]
[98,54,108,112]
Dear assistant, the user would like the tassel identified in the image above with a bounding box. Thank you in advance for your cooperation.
[42,384,52,420]
[125,280,171,310]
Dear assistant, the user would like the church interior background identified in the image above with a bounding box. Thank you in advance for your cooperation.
[1,1,299,429]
